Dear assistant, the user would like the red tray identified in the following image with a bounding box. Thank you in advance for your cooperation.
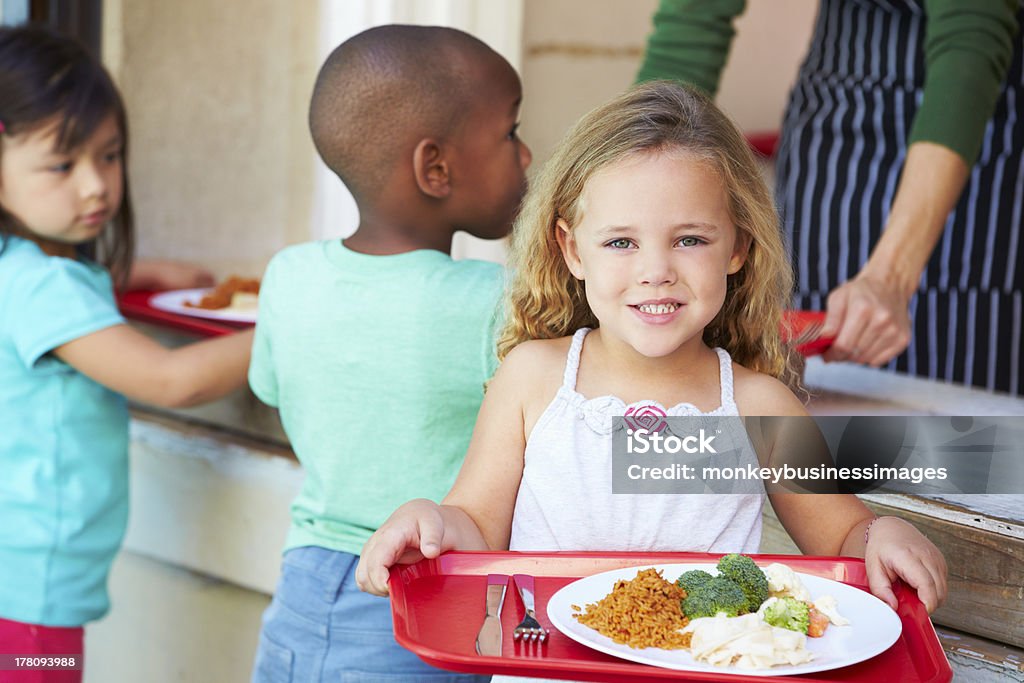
[781,310,834,357]
[389,552,950,682]
[117,289,250,337]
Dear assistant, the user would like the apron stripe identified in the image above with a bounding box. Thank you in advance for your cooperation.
[779,0,1024,393]
[987,290,999,390]
[1013,293,1021,395]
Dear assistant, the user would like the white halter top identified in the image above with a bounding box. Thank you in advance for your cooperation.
[508,328,764,553]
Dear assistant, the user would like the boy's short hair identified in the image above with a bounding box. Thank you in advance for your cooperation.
[309,25,497,203]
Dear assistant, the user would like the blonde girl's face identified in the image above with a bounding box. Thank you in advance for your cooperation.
[556,151,747,359]
[0,113,123,252]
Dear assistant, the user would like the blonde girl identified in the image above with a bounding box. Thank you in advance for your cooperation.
[357,82,946,626]
[0,25,252,678]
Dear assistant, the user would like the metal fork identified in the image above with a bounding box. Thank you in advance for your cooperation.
[512,574,548,643]
[789,318,825,347]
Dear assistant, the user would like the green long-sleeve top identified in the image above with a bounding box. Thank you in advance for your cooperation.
[636,0,1020,165]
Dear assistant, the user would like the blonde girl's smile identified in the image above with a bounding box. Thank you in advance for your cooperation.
[632,299,684,323]
[556,150,748,359]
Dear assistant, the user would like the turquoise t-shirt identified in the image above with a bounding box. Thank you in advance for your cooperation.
[0,236,129,627]
[249,240,503,556]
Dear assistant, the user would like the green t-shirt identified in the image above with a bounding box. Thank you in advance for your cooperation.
[249,240,503,556]
[636,0,1019,164]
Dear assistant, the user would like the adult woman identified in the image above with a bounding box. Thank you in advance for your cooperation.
[638,0,1023,394]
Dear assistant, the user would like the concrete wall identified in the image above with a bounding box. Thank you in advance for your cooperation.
[520,0,816,170]
[102,0,816,277]
[102,0,320,279]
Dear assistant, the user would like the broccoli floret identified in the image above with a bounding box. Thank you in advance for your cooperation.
[759,596,810,633]
[682,576,749,619]
[676,569,714,595]
[717,553,769,613]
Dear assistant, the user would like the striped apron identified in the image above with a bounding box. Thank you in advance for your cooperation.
[776,0,1024,395]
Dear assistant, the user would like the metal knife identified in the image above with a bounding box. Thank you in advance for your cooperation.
[474,573,508,657]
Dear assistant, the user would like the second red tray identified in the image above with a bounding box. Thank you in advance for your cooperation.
[389,551,950,682]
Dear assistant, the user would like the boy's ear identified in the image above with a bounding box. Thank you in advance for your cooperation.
[555,218,585,280]
[728,231,751,275]
[412,138,451,199]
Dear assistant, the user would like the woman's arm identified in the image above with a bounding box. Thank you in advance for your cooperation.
[822,142,968,365]
[823,0,1019,366]
[635,0,746,93]
[54,325,253,408]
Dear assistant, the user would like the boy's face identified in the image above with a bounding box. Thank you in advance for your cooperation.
[447,56,531,240]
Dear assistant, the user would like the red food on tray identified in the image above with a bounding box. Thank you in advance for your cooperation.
[388,551,950,682]
[118,289,244,337]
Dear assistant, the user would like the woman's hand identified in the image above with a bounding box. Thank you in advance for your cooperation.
[356,499,454,597]
[864,516,947,613]
[821,272,913,367]
[821,142,970,368]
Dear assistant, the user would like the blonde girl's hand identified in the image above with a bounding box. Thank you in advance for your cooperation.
[126,259,216,291]
[356,499,451,597]
[864,516,947,613]
[821,273,913,367]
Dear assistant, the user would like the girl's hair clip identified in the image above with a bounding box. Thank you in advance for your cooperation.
[0,120,5,134]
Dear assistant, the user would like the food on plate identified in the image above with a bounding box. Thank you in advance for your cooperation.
[572,568,691,649]
[185,276,260,311]
[807,606,831,637]
[676,569,714,595]
[716,553,770,613]
[758,596,810,633]
[763,562,813,602]
[571,556,851,669]
[684,613,814,668]
[682,576,748,619]
[680,554,768,619]
[813,594,850,626]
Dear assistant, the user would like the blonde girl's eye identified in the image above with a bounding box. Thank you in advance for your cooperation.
[605,238,635,250]
[678,236,704,248]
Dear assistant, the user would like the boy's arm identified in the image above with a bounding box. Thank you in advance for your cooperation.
[54,325,254,408]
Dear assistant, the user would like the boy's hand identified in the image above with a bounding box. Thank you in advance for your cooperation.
[864,516,947,613]
[356,499,450,597]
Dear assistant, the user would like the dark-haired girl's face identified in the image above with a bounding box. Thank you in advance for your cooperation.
[0,113,123,255]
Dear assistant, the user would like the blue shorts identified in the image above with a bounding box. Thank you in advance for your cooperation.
[251,546,490,683]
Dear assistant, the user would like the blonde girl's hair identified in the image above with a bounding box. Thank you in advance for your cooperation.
[497,80,798,387]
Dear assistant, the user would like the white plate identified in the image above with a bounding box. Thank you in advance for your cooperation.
[546,563,902,677]
[149,288,258,324]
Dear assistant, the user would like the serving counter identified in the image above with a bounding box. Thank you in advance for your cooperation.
[84,304,1024,682]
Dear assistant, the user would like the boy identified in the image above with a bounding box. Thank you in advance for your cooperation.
[248,25,531,683]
